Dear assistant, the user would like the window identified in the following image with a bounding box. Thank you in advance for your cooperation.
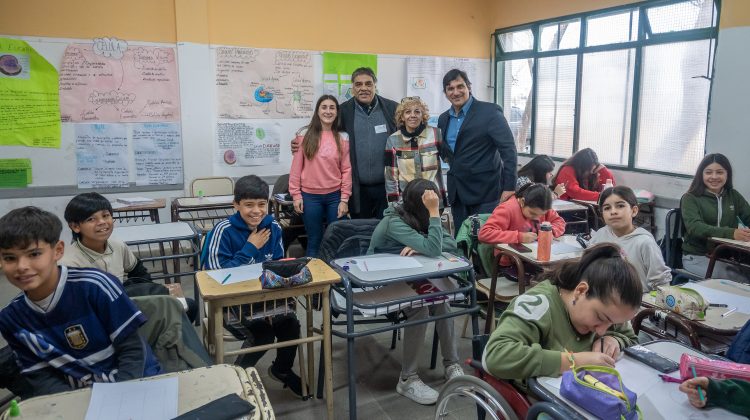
[494,0,718,175]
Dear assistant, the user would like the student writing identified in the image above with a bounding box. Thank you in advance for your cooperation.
[516,154,566,199]
[553,148,615,201]
[680,376,750,417]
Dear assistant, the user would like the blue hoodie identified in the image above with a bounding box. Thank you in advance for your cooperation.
[202,212,284,269]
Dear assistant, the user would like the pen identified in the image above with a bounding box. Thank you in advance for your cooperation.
[221,274,232,284]
[721,307,737,318]
[691,365,705,403]
[600,337,604,353]
[708,303,728,308]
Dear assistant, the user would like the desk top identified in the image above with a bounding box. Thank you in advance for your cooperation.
[331,253,471,285]
[531,340,744,420]
[642,278,750,331]
[496,235,584,266]
[111,198,166,212]
[710,236,750,250]
[114,221,197,243]
[2,365,272,420]
[174,195,234,208]
[196,258,340,300]
[552,199,588,212]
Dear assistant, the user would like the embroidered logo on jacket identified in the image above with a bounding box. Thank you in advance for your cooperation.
[513,294,549,321]
[64,325,89,349]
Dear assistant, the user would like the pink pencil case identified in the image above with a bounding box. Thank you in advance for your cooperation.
[680,353,750,381]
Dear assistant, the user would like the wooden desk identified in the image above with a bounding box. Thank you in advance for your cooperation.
[485,237,584,333]
[635,279,750,351]
[196,259,339,419]
[111,198,166,223]
[529,340,744,419]
[171,195,234,234]
[0,365,274,420]
[706,237,750,278]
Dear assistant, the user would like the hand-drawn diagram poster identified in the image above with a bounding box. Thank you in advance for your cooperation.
[406,56,479,124]
[59,38,180,122]
[216,121,281,166]
[216,47,314,119]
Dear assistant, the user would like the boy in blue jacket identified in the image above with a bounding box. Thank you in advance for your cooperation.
[203,175,302,398]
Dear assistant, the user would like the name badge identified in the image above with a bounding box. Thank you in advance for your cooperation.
[374,124,387,134]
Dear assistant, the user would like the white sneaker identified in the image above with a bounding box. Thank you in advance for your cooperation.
[444,363,465,381]
[396,375,439,405]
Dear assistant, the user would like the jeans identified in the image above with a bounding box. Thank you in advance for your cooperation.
[301,190,344,257]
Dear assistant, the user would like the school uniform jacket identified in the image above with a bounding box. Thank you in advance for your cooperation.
[681,188,750,256]
[203,213,284,269]
[367,206,458,257]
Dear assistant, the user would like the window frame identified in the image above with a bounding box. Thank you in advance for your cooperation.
[493,0,720,177]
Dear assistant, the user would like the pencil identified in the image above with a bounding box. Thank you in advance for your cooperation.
[600,337,604,353]
[691,365,705,403]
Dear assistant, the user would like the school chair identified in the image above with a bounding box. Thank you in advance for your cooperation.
[662,208,702,284]
[190,176,233,197]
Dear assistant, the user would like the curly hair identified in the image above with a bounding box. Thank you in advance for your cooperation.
[394,97,430,128]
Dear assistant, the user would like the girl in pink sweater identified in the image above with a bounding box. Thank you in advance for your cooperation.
[289,95,352,257]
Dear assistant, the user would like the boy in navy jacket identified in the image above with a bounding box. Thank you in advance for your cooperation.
[203,175,302,398]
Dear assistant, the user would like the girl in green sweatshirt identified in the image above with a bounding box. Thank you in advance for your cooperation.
[681,153,750,280]
[680,377,750,417]
[483,243,641,383]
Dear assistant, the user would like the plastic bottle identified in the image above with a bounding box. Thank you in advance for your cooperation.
[537,221,553,262]
[197,189,204,199]
[603,179,614,191]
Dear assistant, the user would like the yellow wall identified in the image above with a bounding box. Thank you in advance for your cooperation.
[719,0,750,29]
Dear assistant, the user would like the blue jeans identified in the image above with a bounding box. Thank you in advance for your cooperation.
[301,190,344,257]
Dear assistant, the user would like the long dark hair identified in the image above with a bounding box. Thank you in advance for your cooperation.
[687,153,733,196]
[302,95,342,160]
[397,179,439,234]
[518,155,555,184]
[548,243,642,308]
[516,183,553,210]
[553,148,599,190]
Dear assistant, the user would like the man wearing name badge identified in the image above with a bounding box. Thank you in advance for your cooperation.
[437,68,517,231]
[292,67,398,219]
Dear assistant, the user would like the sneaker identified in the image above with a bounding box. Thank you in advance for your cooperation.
[444,363,464,381]
[396,375,438,405]
[268,365,304,399]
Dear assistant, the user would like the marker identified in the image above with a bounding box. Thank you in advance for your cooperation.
[721,307,737,318]
[708,303,728,308]
[222,274,232,284]
[691,365,705,403]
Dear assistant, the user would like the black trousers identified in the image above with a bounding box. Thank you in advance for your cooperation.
[236,313,300,372]
[352,182,388,219]
[450,194,499,236]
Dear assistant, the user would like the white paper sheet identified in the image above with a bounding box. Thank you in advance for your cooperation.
[132,122,183,186]
[551,242,582,255]
[682,283,750,315]
[203,194,234,204]
[206,263,264,285]
[116,196,155,204]
[85,377,178,420]
[351,256,423,272]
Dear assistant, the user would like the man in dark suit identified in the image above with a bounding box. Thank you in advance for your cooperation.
[438,69,517,230]
[292,68,397,219]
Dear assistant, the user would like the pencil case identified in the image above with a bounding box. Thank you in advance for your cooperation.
[680,353,750,381]
[260,257,312,289]
[560,365,641,420]
[654,285,707,320]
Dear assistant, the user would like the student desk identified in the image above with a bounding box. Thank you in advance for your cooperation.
[328,253,480,420]
[528,340,745,419]
[113,222,201,312]
[171,195,235,234]
[196,259,339,419]
[484,237,584,334]
[706,237,750,278]
[634,278,750,350]
[552,199,590,234]
[111,198,166,224]
[0,365,275,420]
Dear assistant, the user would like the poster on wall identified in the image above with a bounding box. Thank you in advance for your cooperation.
[0,37,61,148]
[406,56,479,124]
[216,121,281,166]
[75,123,129,188]
[59,37,180,123]
[216,47,314,119]
[132,122,183,186]
[322,52,377,103]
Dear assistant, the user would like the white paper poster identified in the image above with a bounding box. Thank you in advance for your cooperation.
[132,122,183,186]
[216,121,281,166]
[75,123,129,188]
[406,56,480,123]
[215,47,314,119]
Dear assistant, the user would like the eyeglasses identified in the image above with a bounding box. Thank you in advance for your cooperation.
[400,96,421,103]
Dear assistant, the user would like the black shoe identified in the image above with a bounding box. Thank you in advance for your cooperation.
[268,365,304,399]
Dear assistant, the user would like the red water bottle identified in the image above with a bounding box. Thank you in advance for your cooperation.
[537,221,552,262]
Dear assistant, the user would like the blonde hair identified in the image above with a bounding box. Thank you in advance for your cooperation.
[394,97,430,127]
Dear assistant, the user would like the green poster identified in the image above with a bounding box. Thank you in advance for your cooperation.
[0,158,32,188]
[0,38,61,148]
[322,52,377,102]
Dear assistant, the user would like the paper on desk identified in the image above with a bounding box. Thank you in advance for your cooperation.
[351,256,423,271]
[551,241,582,255]
[116,196,155,205]
[207,263,264,285]
[203,194,234,204]
[85,377,178,420]
[682,283,750,315]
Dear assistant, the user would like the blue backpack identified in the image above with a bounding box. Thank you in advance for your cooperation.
[727,320,750,364]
